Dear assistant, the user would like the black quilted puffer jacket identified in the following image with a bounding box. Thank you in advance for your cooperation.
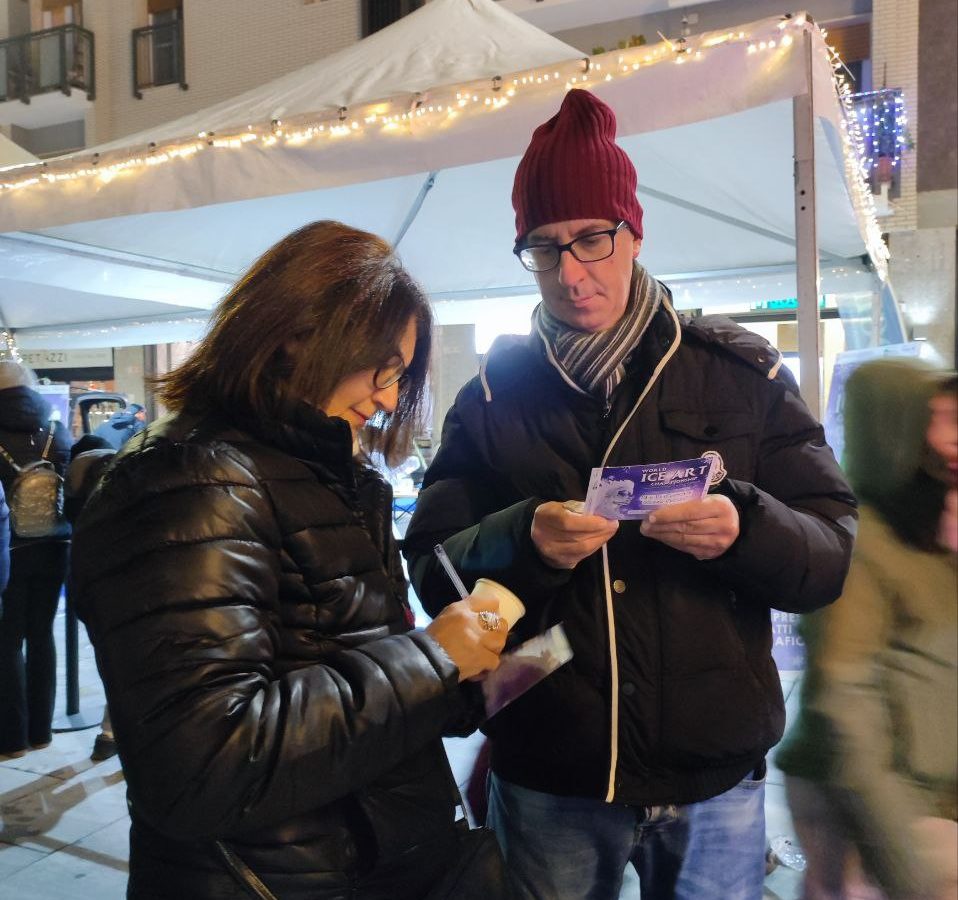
[72,403,468,900]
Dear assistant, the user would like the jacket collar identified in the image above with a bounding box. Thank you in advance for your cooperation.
[226,402,357,486]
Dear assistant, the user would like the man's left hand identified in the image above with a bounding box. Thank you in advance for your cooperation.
[639,495,739,560]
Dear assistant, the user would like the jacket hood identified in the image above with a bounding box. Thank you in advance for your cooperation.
[843,358,945,501]
[0,385,52,433]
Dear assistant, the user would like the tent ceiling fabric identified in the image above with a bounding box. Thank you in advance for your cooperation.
[0,1,882,347]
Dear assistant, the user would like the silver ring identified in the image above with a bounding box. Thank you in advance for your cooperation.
[477,611,502,632]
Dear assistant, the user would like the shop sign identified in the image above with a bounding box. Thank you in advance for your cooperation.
[21,348,113,370]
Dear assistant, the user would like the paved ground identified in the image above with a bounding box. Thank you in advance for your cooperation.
[0,598,804,899]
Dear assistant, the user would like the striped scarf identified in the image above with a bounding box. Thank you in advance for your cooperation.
[533,264,663,402]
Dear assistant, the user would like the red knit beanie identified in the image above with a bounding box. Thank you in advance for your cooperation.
[512,89,643,243]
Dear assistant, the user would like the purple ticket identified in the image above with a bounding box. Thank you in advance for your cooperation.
[482,624,573,719]
[583,457,714,520]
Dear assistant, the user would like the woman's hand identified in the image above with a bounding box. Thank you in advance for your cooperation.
[425,596,507,682]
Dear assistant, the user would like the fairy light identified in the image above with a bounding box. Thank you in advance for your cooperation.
[0,329,22,362]
[850,88,908,174]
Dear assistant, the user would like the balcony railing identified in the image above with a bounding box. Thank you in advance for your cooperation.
[0,25,95,105]
[132,20,187,98]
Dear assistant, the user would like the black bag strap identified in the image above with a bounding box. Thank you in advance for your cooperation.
[214,841,279,900]
[0,440,21,474]
[39,422,56,461]
[0,422,56,473]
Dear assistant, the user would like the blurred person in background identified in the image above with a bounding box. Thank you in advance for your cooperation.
[71,221,508,900]
[0,360,71,758]
[63,432,117,761]
[776,359,957,900]
[92,401,147,450]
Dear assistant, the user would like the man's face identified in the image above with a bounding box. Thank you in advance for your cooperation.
[528,218,641,333]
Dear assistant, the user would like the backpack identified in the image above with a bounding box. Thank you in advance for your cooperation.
[0,424,70,539]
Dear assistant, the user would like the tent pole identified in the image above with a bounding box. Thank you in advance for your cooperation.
[394,171,438,248]
[793,29,822,419]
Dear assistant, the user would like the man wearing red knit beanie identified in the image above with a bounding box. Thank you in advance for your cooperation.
[405,89,855,900]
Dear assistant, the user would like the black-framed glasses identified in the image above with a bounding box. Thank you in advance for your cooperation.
[514,221,629,273]
[373,357,408,391]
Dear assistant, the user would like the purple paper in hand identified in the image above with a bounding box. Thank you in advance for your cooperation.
[583,456,714,520]
[481,624,573,718]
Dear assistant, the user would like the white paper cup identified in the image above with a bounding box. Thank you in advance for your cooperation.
[471,578,526,630]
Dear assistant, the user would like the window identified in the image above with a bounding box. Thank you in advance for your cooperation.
[34,0,83,30]
[362,0,424,38]
[132,0,186,97]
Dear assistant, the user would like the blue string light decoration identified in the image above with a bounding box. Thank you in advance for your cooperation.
[850,88,908,184]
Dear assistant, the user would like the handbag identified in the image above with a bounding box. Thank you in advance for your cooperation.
[215,782,513,900]
[424,816,513,900]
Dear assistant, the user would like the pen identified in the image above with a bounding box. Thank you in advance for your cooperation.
[433,544,469,600]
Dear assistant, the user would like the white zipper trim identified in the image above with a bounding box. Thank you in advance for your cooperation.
[602,298,683,803]
[479,351,493,402]
[766,346,784,380]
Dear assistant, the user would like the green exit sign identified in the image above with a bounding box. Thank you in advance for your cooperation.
[750,297,827,311]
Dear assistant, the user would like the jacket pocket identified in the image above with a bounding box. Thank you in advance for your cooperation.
[659,409,757,479]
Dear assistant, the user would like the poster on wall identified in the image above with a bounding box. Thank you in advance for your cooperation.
[824,342,923,465]
[35,383,70,428]
[771,610,805,672]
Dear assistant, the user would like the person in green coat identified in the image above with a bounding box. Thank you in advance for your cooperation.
[777,358,957,900]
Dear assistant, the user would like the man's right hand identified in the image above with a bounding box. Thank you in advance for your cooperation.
[531,501,619,570]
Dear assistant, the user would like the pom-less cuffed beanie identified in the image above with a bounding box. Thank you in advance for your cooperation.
[512,89,644,243]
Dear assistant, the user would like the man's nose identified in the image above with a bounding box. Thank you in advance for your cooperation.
[557,248,587,287]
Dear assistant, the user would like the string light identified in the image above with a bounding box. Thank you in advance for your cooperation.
[0,329,22,362]
[0,14,886,277]
[850,89,908,175]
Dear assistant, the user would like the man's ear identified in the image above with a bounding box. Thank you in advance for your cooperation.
[632,237,642,260]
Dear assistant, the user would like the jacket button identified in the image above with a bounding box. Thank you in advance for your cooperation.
[621,682,636,696]
[613,579,626,594]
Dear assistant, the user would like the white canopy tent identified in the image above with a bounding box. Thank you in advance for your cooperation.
[0,0,886,414]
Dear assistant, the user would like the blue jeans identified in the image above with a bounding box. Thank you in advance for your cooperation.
[486,770,766,900]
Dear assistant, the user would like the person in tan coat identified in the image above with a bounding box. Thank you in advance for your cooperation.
[777,359,957,900]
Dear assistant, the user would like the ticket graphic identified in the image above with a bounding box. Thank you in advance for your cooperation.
[583,456,715,520]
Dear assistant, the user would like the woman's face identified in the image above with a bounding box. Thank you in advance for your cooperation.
[927,392,958,483]
[322,317,417,436]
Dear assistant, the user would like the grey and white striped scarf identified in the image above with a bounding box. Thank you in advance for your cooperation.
[533,264,664,402]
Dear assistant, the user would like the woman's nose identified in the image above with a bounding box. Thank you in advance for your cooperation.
[372,381,400,415]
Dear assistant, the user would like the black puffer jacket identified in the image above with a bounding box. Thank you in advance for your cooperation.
[405,297,857,807]
[72,404,468,900]
[0,386,71,547]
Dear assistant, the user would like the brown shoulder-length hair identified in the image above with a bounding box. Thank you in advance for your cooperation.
[155,220,432,461]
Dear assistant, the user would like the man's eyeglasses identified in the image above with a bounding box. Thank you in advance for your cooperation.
[373,357,408,391]
[514,221,629,273]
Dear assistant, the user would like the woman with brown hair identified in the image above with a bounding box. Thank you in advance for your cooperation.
[71,221,507,899]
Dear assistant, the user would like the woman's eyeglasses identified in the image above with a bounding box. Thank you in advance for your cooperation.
[373,357,408,391]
